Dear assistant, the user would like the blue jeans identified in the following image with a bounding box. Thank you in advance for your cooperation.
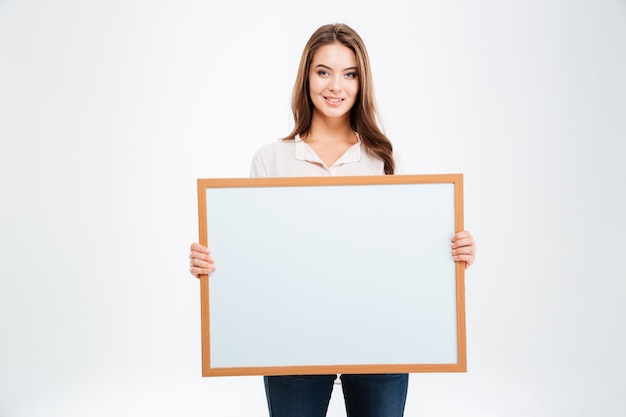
[264,374,408,417]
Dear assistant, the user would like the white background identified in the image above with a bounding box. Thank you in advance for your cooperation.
[1,0,625,416]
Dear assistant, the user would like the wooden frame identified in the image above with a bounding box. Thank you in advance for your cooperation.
[197,174,466,377]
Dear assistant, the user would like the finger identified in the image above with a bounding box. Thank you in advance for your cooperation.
[190,257,215,269]
[190,252,214,264]
[451,237,474,250]
[451,231,472,242]
[189,266,215,279]
[452,244,476,257]
[189,263,216,278]
[189,242,214,262]
[453,254,474,268]
[190,242,210,254]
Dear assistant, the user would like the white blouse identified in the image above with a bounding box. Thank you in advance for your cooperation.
[249,135,404,178]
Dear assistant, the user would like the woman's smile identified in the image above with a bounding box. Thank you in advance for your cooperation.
[324,96,344,106]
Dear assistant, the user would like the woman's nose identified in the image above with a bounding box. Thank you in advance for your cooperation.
[328,75,342,92]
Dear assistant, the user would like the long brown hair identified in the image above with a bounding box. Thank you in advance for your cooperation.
[283,23,395,175]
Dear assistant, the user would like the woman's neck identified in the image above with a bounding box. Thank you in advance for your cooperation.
[304,116,355,145]
[302,117,358,167]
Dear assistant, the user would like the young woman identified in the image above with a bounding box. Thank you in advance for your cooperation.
[189,23,476,417]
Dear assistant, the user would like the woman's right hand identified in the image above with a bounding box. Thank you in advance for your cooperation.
[189,242,216,279]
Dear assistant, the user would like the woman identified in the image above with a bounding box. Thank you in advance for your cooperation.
[189,23,476,417]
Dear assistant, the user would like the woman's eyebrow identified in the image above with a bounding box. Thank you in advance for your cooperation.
[313,64,358,72]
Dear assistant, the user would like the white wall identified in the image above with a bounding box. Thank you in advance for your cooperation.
[1,0,625,416]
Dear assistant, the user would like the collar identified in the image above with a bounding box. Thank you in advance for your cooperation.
[294,134,362,167]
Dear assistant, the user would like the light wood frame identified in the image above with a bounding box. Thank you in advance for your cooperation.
[197,174,466,377]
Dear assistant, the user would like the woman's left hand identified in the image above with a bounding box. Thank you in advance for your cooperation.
[451,230,476,269]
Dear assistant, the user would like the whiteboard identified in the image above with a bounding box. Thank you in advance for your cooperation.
[196,174,466,376]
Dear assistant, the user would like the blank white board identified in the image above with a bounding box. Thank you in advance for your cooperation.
[197,174,466,376]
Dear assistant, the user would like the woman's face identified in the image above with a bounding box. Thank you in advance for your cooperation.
[308,42,359,121]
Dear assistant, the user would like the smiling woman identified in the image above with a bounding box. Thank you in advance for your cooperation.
[188,23,476,417]
[281,23,398,176]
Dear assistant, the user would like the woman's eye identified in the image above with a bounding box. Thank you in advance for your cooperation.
[317,70,330,77]
[345,72,357,79]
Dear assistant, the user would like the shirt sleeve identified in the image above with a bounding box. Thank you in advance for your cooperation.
[249,148,268,178]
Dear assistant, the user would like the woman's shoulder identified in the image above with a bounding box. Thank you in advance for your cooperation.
[254,138,296,152]
[249,138,297,177]
[252,138,297,160]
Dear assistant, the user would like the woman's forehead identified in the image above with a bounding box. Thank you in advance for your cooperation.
[311,43,357,68]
